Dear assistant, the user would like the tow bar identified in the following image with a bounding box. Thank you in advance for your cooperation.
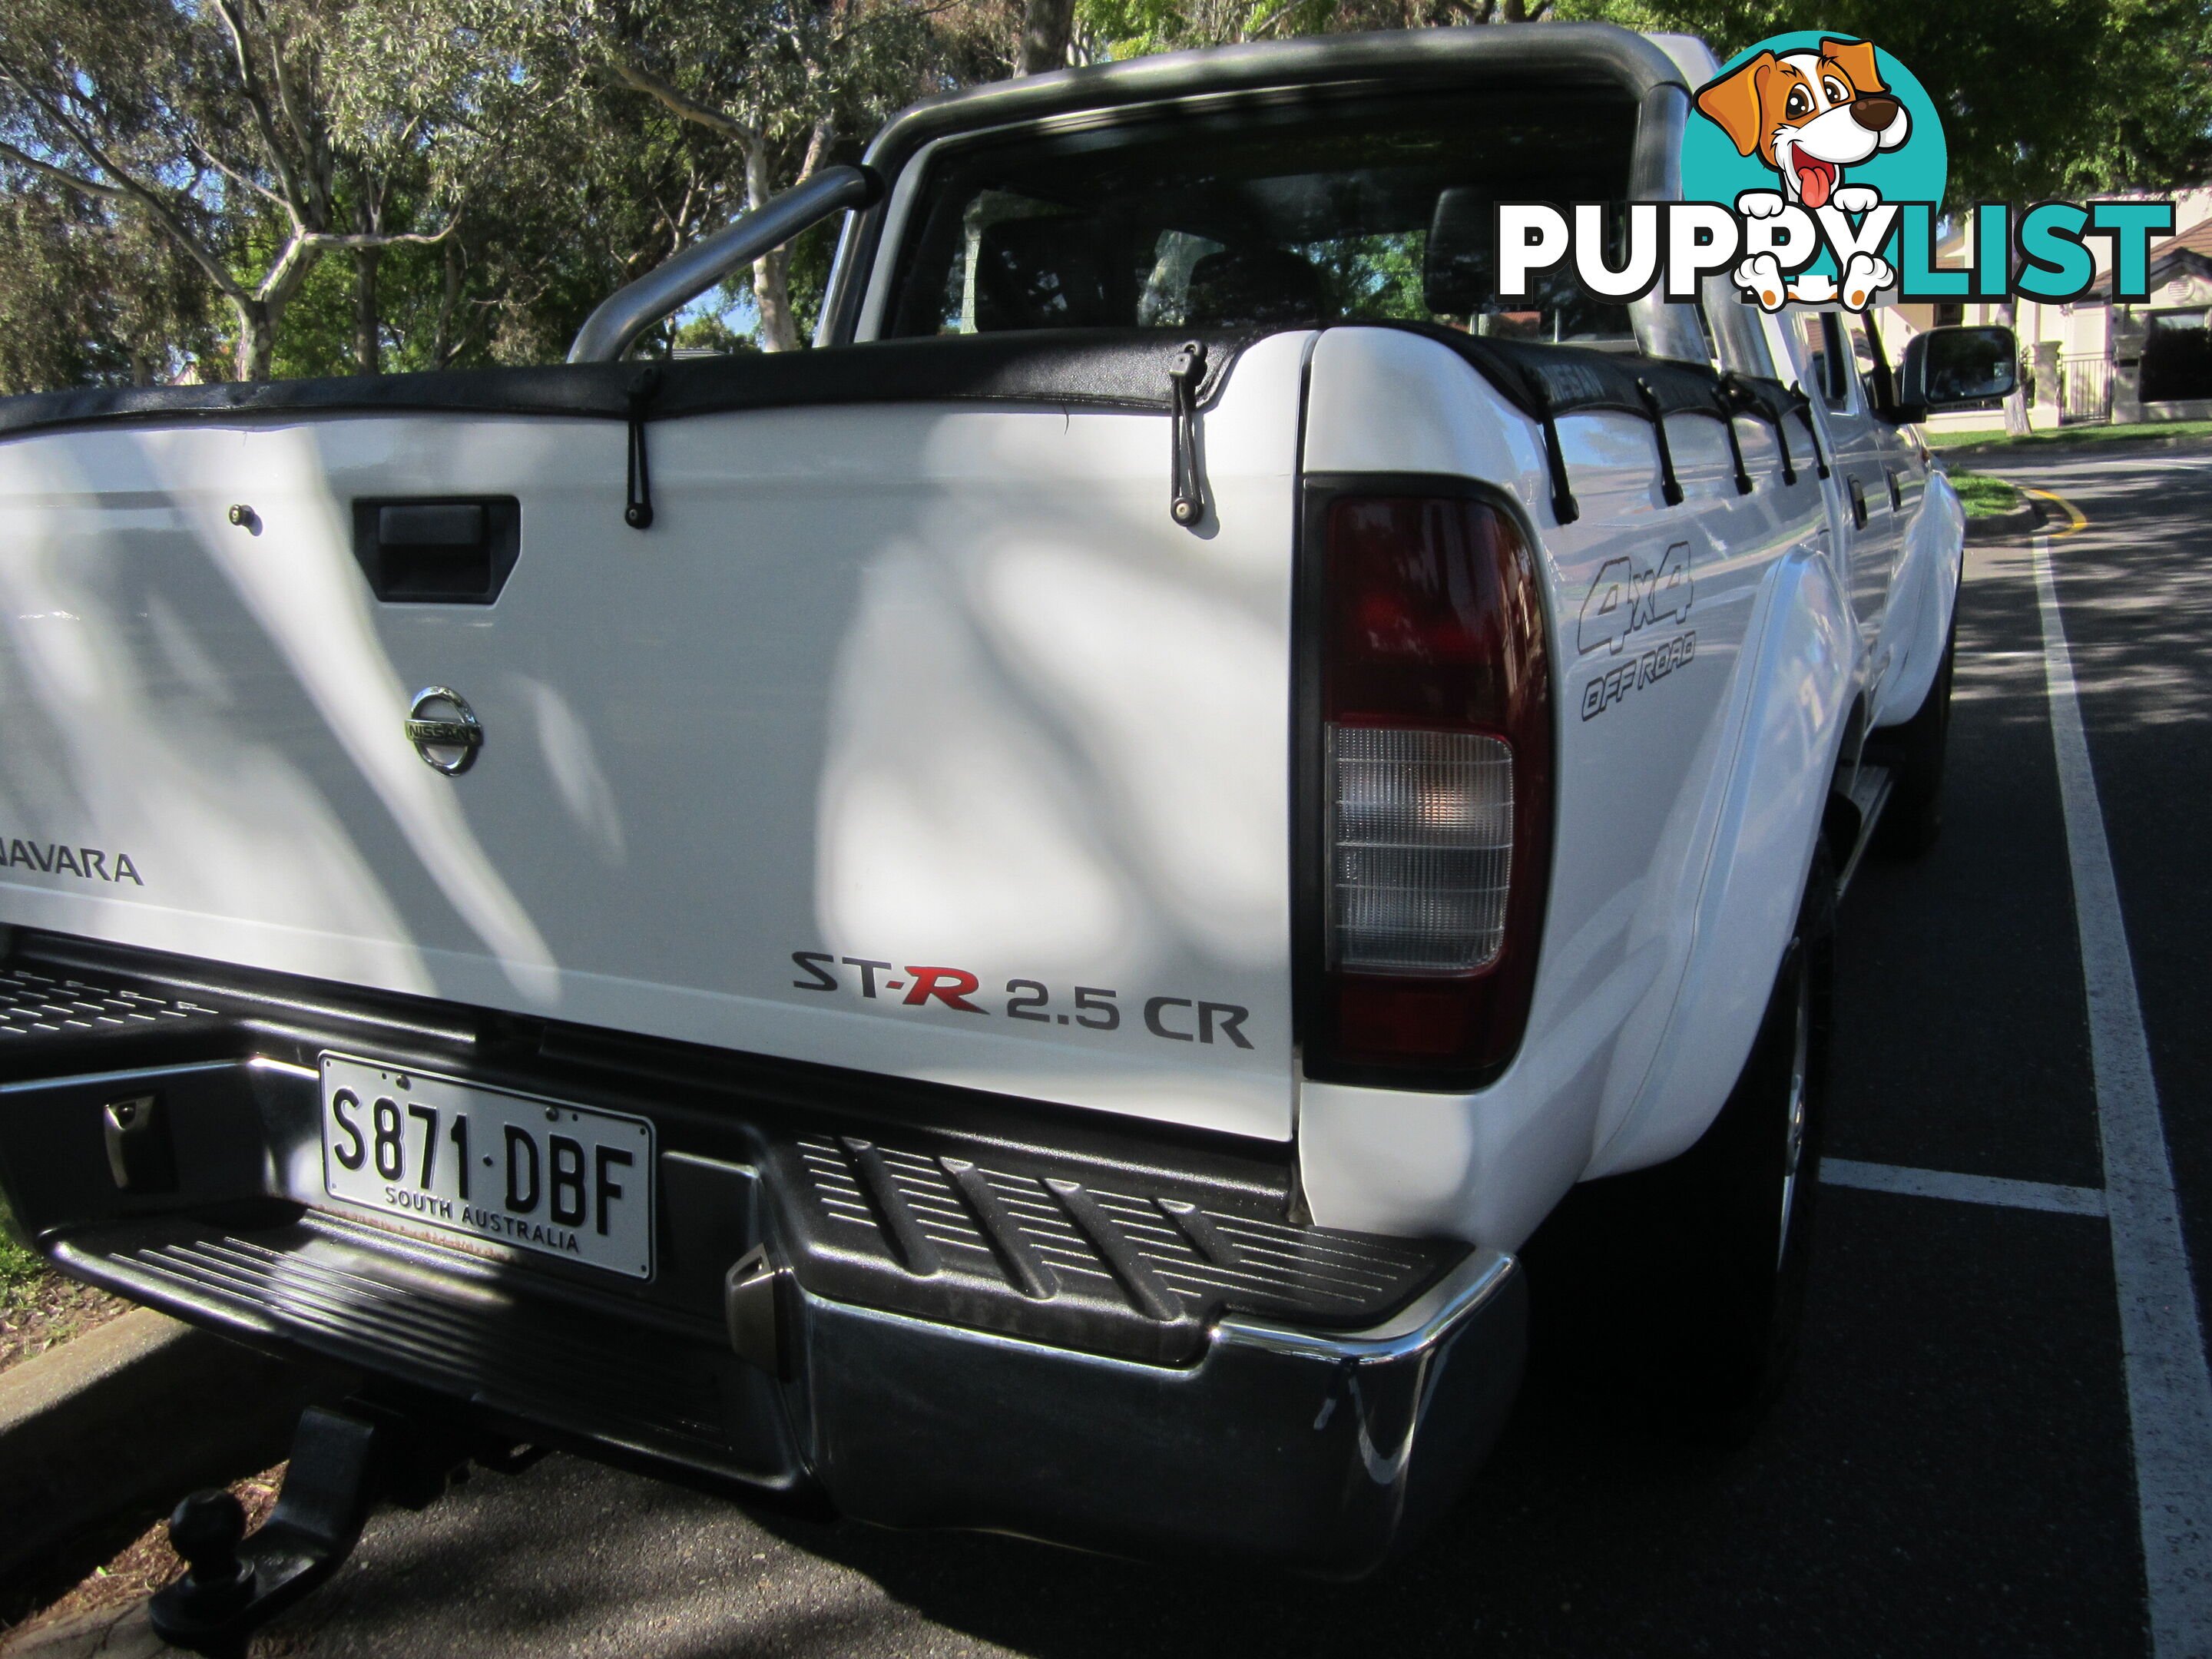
[148,1396,544,1657]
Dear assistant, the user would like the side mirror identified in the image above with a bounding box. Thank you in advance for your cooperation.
[1895,325,2018,419]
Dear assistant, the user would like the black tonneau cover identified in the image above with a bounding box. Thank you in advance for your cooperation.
[1,321,1814,528]
[0,328,1258,442]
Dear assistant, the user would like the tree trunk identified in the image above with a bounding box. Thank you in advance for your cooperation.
[1017,0,1076,75]
[233,297,276,382]
[744,134,808,353]
[432,241,464,368]
[754,247,799,352]
[353,245,382,376]
[2000,298,2030,436]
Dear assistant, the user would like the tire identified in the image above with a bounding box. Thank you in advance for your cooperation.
[1524,837,1836,1442]
[1867,616,1956,859]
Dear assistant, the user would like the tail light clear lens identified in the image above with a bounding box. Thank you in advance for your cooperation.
[1327,727,1515,972]
[1306,493,1552,1085]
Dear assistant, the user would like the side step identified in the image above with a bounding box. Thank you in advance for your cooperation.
[1834,762,1893,899]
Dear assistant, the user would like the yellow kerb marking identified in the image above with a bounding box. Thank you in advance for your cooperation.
[2022,485,2089,537]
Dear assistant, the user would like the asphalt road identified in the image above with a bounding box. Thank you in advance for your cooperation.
[239,445,2211,1659]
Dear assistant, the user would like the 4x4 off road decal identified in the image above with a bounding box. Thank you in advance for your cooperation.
[789,953,1253,1050]
[1578,541,1692,656]
[1578,541,1695,722]
[1583,633,1697,721]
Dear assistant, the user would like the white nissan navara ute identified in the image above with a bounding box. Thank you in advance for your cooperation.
[0,22,2008,1630]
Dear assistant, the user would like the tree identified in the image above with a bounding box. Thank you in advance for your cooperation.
[1073,0,1585,58]
[0,0,493,379]
[1019,0,1078,71]
[0,189,219,393]
[583,0,945,350]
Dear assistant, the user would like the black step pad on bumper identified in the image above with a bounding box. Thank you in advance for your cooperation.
[55,1210,799,1492]
[0,965,222,1044]
[786,1134,1445,1363]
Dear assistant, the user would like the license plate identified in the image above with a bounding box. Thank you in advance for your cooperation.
[319,1055,654,1280]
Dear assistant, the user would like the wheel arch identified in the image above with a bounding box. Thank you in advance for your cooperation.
[1583,545,1856,1179]
[1871,468,1965,731]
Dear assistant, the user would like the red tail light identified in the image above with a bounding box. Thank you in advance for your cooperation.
[1302,490,1552,1088]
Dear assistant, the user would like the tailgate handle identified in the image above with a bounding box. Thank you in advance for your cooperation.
[352,497,520,603]
[380,503,482,546]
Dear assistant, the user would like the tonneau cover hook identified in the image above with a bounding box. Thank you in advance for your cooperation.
[1634,377,1685,507]
[625,366,663,531]
[1168,340,1207,527]
[1712,377,1756,497]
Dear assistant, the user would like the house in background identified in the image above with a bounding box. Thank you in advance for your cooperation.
[1873,187,2212,432]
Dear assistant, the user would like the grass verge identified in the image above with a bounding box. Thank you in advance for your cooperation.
[1944,470,2022,518]
[1,1193,131,1376]
[1927,419,2212,455]
[1,1196,38,1293]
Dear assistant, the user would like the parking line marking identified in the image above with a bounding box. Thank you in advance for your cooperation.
[2034,528,2212,1658]
[1820,1157,2108,1216]
[2022,485,2090,535]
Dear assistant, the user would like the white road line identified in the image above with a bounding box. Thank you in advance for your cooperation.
[1820,1157,2108,1217]
[2034,528,2212,1659]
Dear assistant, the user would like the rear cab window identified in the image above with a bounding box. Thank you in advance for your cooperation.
[877,89,1642,346]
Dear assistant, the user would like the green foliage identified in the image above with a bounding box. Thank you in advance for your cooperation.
[0,191,220,393]
[270,240,366,382]
[1305,233,1430,321]
[673,303,762,353]
[1074,0,1625,58]
[1943,469,2021,516]
[0,1192,41,1300]
[785,220,842,346]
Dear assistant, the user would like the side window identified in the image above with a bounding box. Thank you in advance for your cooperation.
[1846,321,1882,392]
[1797,312,1857,412]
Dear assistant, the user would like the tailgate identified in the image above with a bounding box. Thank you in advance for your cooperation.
[0,335,1307,1140]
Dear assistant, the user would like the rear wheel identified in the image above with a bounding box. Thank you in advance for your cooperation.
[1525,838,1836,1441]
[1869,618,1956,859]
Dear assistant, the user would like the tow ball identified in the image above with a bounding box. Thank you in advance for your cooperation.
[148,1398,544,1657]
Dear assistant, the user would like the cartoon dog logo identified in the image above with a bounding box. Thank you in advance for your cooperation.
[1694,38,1909,310]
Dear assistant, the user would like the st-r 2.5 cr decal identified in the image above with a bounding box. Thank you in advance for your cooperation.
[790,952,1253,1048]
[1578,540,1693,656]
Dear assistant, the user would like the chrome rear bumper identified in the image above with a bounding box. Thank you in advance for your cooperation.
[0,938,1526,1574]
